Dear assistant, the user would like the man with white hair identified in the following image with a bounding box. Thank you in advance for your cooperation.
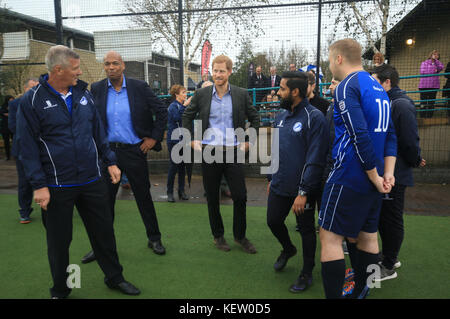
[16,45,140,298]
[269,66,281,89]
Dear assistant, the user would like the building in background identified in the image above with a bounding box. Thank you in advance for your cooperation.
[364,0,449,104]
[0,9,201,96]
[0,7,100,96]
[364,0,449,167]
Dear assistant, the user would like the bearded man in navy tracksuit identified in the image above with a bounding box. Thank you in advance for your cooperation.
[267,71,328,292]
[16,45,140,298]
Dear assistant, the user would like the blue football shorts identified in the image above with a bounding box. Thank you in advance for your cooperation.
[318,182,382,238]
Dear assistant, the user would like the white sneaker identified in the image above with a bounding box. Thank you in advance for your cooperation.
[375,264,398,282]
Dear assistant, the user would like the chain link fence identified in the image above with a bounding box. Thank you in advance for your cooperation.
[0,0,449,173]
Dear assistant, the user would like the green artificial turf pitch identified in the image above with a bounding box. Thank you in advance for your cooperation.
[0,193,449,299]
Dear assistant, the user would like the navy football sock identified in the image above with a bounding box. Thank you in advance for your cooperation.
[321,259,346,299]
[353,249,379,297]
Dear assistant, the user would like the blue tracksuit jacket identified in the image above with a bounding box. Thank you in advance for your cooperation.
[269,99,328,197]
[16,74,116,190]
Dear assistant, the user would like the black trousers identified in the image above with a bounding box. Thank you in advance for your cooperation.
[419,89,437,118]
[444,87,450,117]
[378,184,407,269]
[107,143,161,242]
[2,132,11,159]
[267,189,317,275]
[43,180,124,298]
[167,142,186,194]
[201,147,247,240]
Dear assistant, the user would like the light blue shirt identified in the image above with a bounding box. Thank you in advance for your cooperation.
[202,85,237,146]
[106,76,141,144]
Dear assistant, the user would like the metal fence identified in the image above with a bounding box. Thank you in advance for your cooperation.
[0,0,449,169]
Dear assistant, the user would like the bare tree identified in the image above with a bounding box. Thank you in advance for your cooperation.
[0,63,29,96]
[326,0,420,55]
[123,0,268,83]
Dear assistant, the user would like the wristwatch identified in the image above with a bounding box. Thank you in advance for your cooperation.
[298,190,308,197]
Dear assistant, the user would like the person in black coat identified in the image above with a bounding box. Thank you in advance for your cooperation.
[248,65,269,104]
[443,61,450,117]
[81,51,168,264]
[306,71,330,116]
[8,78,39,223]
[371,64,426,280]
[1,95,14,160]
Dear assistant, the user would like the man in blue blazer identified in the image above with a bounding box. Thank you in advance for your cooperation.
[182,55,260,254]
[81,51,168,264]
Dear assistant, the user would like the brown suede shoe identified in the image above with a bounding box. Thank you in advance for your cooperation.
[235,238,257,254]
[214,236,231,252]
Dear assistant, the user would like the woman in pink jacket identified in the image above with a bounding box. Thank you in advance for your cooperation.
[419,50,444,118]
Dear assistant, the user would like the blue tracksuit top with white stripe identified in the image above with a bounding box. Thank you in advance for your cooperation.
[270,98,328,197]
[16,74,116,190]
[326,71,397,193]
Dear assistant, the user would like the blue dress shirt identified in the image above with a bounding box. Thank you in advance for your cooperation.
[106,76,141,144]
[202,85,237,146]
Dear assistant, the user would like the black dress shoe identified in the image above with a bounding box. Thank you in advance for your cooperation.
[148,240,166,255]
[108,281,141,296]
[274,247,297,271]
[178,190,189,200]
[167,193,175,202]
[81,250,96,264]
[289,273,313,293]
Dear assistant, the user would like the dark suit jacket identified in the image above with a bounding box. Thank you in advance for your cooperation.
[248,73,269,102]
[182,84,260,144]
[267,74,281,88]
[91,77,167,151]
[8,97,21,157]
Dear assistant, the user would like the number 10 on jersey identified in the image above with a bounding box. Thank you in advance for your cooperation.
[374,99,390,133]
